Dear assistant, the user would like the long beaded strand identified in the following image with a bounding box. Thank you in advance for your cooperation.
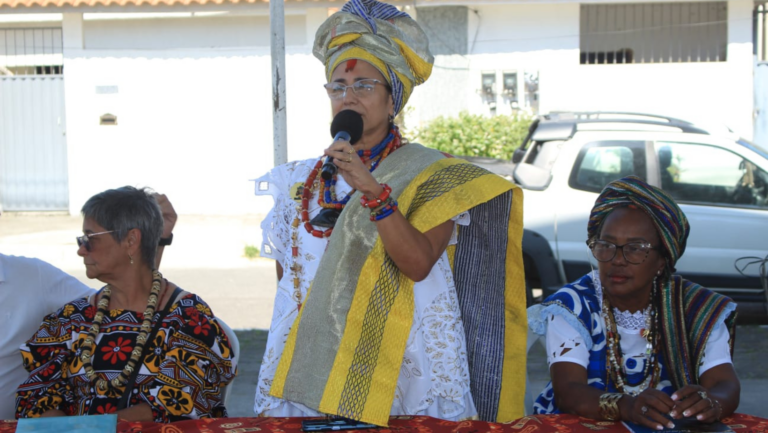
[301,127,404,238]
[79,271,163,391]
[602,281,660,396]
[316,129,402,212]
[288,127,405,308]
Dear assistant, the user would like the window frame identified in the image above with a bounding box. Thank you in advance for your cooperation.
[568,140,650,193]
[579,2,728,65]
[651,140,768,210]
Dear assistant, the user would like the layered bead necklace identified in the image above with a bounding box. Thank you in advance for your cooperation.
[602,281,661,396]
[287,127,404,305]
[79,270,163,391]
[299,127,403,238]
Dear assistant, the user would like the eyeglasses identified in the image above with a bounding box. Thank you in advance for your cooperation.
[323,79,389,100]
[589,239,658,264]
[76,230,115,252]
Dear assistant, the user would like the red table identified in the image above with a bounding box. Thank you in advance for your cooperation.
[1,414,766,433]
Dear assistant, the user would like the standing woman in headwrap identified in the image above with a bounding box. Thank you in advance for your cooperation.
[530,176,740,428]
[253,0,527,426]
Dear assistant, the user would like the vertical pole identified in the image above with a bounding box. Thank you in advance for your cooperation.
[270,0,288,167]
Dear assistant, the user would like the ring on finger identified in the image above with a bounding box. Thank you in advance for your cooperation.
[346,156,352,163]
[697,391,709,400]
[641,406,649,415]
[347,148,354,155]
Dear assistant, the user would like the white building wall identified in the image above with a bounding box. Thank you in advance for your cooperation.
[409,1,754,141]
[61,11,330,216]
[8,0,756,215]
[541,0,753,138]
[408,4,580,124]
[83,14,307,49]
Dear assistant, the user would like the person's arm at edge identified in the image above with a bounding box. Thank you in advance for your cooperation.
[153,194,177,270]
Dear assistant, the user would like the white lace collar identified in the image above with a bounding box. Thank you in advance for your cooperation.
[593,271,650,331]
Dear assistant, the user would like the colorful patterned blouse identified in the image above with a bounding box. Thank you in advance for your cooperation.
[15,290,237,422]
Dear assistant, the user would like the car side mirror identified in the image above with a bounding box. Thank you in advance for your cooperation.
[512,148,526,164]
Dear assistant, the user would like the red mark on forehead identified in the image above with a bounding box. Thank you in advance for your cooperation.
[345,59,357,72]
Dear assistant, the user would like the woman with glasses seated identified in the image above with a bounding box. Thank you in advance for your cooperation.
[530,176,740,428]
[252,0,526,427]
[16,187,236,422]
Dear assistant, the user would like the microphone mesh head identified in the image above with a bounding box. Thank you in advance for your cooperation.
[330,110,364,144]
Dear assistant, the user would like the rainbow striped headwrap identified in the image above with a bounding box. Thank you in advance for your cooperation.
[587,176,690,272]
[313,0,434,115]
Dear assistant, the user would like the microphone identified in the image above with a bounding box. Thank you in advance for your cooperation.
[321,110,364,181]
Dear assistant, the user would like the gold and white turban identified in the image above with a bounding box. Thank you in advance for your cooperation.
[313,0,434,115]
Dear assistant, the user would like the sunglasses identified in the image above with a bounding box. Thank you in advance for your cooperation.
[76,230,115,252]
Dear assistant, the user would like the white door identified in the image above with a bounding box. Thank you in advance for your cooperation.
[0,75,69,211]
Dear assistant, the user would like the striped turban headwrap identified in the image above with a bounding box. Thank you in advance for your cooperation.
[587,176,690,272]
[313,0,434,115]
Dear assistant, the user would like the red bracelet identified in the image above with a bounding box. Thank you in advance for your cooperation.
[360,184,392,208]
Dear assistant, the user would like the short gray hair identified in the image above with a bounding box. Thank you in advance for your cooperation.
[81,186,163,268]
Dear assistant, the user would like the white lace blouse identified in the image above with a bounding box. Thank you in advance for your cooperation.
[253,158,477,421]
[546,276,732,394]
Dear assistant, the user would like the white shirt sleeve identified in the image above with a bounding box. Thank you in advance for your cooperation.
[448,211,470,246]
[545,314,590,368]
[34,258,93,315]
[254,164,298,264]
[259,205,288,264]
[699,323,733,376]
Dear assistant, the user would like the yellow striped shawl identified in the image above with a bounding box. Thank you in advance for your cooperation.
[270,144,526,426]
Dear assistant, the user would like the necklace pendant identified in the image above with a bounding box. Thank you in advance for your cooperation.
[309,208,341,228]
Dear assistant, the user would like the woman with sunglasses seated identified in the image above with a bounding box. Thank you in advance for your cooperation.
[530,176,740,428]
[15,187,236,422]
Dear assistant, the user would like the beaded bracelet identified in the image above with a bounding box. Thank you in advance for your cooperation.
[598,393,623,421]
[360,184,392,209]
[370,198,398,221]
[370,196,394,213]
[712,398,723,421]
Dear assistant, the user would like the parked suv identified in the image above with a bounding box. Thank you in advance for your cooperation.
[491,112,768,308]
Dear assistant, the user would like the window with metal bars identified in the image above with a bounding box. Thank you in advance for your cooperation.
[0,28,63,76]
[580,2,728,65]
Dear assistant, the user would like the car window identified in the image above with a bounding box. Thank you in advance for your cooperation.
[523,140,563,170]
[513,140,564,190]
[656,141,768,209]
[569,141,647,193]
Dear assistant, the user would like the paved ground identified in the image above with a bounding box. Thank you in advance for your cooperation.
[1,214,766,419]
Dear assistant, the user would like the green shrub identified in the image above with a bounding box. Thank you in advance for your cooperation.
[414,112,532,160]
[244,244,260,259]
